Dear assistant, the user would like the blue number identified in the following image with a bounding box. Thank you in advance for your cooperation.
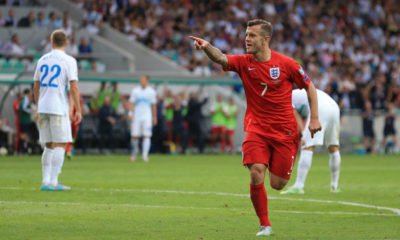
[49,65,60,87]
[39,64,60,88]
[40,65,49,87]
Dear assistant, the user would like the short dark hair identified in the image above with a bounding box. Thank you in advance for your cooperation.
[51,29,67,47]
[247,19,273,37]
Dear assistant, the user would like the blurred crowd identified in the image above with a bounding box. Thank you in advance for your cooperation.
[0,82,239,156]
[0,1,105,72]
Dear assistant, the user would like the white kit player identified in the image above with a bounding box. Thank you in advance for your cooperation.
[281,89,341,194]
[33,29,82,191]
[129,75,157,162]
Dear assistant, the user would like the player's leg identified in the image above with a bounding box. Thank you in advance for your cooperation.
[328,145,341,192]
[38,114,53,190]
[130,119,140,161]
[242,132,272,236]
[325,112,341,192]
[48,115,72,191]
[281,146,314,194]
[141,120,153,162]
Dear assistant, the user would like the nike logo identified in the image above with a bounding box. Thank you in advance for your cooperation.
[248,67,256,71]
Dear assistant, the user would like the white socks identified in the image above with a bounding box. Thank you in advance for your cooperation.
[50,147,65,186]
[329,151,341,189]
[294,150,313,189]
[142,137,151,160]
[41,147,54,185]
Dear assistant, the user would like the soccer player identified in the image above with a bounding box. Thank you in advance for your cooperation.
[129,75,157,162]
[210,94,227,152]
[33,29,82,191]
[190,19,321,236]
[225,96,238,153]
[280,89,341,194]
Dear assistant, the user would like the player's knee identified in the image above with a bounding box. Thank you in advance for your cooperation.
[270,181,286,190]
[250,169,264,185]
[328,145,339,153]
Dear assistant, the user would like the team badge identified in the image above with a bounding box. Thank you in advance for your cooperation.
[269,67,280,79]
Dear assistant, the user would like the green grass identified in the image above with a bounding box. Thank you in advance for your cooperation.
[0,154,399,240]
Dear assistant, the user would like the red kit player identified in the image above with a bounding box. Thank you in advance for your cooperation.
[190,19,321,236]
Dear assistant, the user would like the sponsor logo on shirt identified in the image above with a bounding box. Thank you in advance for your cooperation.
[248,67,256,71]
[269,67,280,79]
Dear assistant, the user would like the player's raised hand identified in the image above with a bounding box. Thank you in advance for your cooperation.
[189,36,209,50]
[308,118,321,138]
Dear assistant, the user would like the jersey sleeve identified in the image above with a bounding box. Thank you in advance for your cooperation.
[67,58,79,82]
[129,90,136,103]
[222,55,244,73]
[288,60,310,89]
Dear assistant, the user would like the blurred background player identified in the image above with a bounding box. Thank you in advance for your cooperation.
[129,75,157,162]
[33,29,82,191]
[210,94,227,152]
[281,89,341,194]
[224,96,238,153]
[19,88,33,154]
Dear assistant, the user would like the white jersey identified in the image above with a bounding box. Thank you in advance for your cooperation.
[292,89,340,147]
[33,49,78,116]
[129,86,157,121]
[292,89,339,120]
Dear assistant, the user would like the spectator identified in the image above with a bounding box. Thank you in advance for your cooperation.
[17,10,35,27]
[18,89,33,154]
[0,11,6,27]
[36,11,47,28]
[2,34,25,56]
[4,8,16,27]
[65,35,79,56]
[98,96,117,153]
[362,101,376,154]
[186,90,208,154]
[78,37,93,54]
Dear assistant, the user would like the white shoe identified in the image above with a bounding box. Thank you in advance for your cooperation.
[142,155,149,162]
[256,226,272,236]
[280,186,304,195]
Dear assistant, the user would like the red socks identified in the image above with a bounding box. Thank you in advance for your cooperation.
[250,183,271,226]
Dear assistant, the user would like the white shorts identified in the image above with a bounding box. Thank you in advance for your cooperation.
[38,114,72,144]
[131,118,152,137]
[302,109,340,148]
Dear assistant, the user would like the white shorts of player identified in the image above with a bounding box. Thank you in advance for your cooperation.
[38,113,72,144]
[131,118,152,138]
[302,107,340,148]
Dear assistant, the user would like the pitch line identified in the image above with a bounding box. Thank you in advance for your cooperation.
[1,187,399,215]
[0,200,397,217]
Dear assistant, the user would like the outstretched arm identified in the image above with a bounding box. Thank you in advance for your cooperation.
[189,36,228,68]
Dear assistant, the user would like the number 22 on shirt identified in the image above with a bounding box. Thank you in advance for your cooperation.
[40,64,60,88]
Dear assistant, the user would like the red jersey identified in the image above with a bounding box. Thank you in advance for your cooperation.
[224,51,311,141]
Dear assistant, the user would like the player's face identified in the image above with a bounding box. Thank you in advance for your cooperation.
[140,76,149,87]
[245,25,267,54]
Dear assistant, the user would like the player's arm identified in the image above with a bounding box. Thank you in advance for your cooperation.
[33,81,40,107]
[70,81,82,124]
[293,109,303,136]
[304,82,321,137]
[189,36,228,68]
[151,103,157,126]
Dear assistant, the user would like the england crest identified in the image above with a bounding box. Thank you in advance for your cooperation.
[270,67,280,79]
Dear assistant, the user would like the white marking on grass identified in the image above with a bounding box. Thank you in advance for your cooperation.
[1,187,399,215]
[0,200,398,217]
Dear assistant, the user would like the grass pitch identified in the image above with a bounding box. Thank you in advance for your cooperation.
[0,153,399,240]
